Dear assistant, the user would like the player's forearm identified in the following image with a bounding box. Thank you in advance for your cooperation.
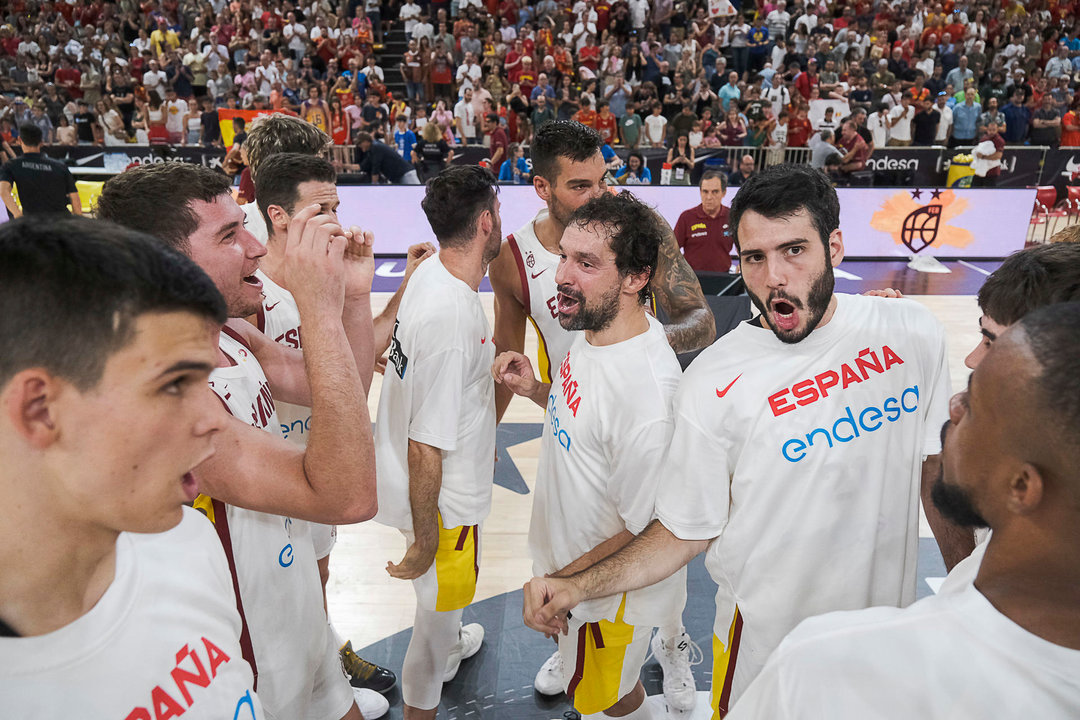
[343,292,376,392]
[652,217,715,352]
[407,439,443,551]
[550,529,634,578]
[921,454,975,571]
[569,519,707,601]
[300,313,377,519]
[1,187,22,218]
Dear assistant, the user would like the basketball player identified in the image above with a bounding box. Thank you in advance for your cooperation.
[238,117,399,690]
[97,163,387,720]
[934,241,1080,594]
[250,152,434,695]
[488,119,710,709]
[0,216,264,717]
[523,165,965,717]
[729,303,1080,719]
[492,192,686,720]
[240,113,333,244]
[373,166,500,720]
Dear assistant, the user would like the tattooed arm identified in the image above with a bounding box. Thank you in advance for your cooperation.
[651,214,715,353]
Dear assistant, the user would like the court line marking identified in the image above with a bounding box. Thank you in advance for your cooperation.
[957,260,992,276]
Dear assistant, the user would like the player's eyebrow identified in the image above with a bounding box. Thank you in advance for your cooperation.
[978,317,997,342]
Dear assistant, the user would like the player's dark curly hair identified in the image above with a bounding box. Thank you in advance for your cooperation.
[530,120,603,184]
[729,163,840,252]
[567,191,662,303]
[421,165,498,248]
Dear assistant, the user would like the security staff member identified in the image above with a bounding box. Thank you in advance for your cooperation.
[0,124,82,218]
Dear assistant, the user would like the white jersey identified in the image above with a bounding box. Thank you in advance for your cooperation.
[0,507,265,719]
[530,317,686,627]
[205,328,331,719]
[253,269,336,559]
[506,209,578,383]
[730,586,1080,719]
[374,255,496,530]
[937,531,989,595]
[655,293,951,703]
[243,202,270,245]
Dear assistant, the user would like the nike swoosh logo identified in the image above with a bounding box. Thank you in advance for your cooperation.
[265,301,280,311]
[715,374,742,398]
[530,268,547,279]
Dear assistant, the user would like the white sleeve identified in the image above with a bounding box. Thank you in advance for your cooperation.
[654,381,732,541]
[919,313,951,456]
[608,416,675,535]
[408,348,466,451]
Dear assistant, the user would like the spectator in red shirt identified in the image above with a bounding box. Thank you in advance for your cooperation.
[484,112,509,169]
[787,106,813,147]
[838,121,870,173]
[673,170,733,272]
[594,100,617,144]
[55,57,82,100]
[794,58,819,100]
[575,96,598,128]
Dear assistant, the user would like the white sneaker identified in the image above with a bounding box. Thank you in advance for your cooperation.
[651,629,701,712]
[352,687,389,719]
[443,622,484,682]
[533,650,565,695]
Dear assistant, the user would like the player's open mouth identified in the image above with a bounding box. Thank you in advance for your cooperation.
[557,291,580,315]
[243,274,263,290]
[771,298,800,331]
[182,472,199,502]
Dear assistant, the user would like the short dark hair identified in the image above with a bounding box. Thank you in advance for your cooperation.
[567,191,663,302]
[530,120,602,183]
[96,163,232,253]
[421,165,498,247]
[977,243,1080,326]
[0,216,225,390]
[18,123,42,146]
[729,164,840,251]
[700,169,728,189]
[1015,302,1080,465]
[255,153,338,233]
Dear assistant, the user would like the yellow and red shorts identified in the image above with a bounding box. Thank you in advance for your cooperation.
[406,514,480,612]
[557,595,652,715]
[710,605,744,719]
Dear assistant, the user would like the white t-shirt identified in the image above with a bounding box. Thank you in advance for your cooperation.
[165,98,189,133]
[454,99,477,139]
[655,293,951,704]
[399,2,422,35]
[644,113,668,144]
[506,209,578,384]
[374,255,496,531]
[207,329,334,718]
[0,507,265,718]
[934,103,953,142]
[530,317,687,628]
[730,586,1080,719]
[888,103,915,141]
[937,532,989,595]
[255,63,280,96]
[867,111,890,146]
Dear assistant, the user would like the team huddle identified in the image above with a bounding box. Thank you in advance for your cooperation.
[2,117,1079,720]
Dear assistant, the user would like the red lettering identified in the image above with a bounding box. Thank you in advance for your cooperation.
[882,345,904,369]
[546,296,558,319]
[151,686,185,720]
[125,710,152,720]
[203,636,230,678]
[815,370,840,398]
[840,363,862,389]
[791,379,819,406]
[568,396,581,416]
[769,389,796,416]
[171,644,211,706]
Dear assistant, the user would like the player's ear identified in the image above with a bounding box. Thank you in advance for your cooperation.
[3,369,63,449]
[533,174,552,203]
[623,266,651,296]
[827,228,844,268]
[267,204,290,232]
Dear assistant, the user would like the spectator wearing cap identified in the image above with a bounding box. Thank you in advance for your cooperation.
[795,59,819,100]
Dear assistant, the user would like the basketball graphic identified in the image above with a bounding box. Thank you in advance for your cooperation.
[900,203,942,253]
[526,251,535,268]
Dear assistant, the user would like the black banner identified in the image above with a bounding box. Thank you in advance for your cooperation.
[41,144,226,173]
[1041,147,1080,188]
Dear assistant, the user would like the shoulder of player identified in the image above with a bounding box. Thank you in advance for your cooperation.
[848,293,945,340]
[487,238,525,299]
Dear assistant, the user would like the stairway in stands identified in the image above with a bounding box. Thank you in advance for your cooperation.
[377,26,407,100]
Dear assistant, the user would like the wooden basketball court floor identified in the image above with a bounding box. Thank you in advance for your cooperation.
[325,262,989,719]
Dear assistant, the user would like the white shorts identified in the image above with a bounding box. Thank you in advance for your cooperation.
[308,622,355,720]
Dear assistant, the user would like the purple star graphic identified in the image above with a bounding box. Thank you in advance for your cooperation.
[930,188,943,200]
[911,189,923,200]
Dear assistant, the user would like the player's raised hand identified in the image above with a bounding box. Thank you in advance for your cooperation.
[285,204,349,316]
[404,242,437,282]
[386,540,437,580]
[341,224,375,298]
[492,351,542,402]
[522,576,580,637]
[863,288,905,299]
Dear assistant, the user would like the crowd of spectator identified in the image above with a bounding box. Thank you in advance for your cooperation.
[2,0,1080,183]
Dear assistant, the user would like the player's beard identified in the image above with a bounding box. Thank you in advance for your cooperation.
[548,190,575,229]
[931,472,989,529]
[557,282,621,332]
[748,258,835,344]
[482,222,502,266]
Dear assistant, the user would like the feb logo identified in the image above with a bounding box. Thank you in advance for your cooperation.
[525,251,535,269]
[870,188,973,254]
